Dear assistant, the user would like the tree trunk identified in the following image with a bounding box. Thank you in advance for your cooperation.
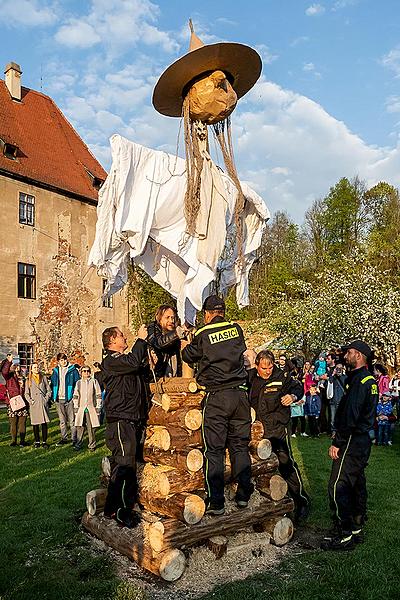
[86,488,108,516]
[139,492,205,525]
[248,438,272,460]
[140,463,204,497]
[206,536,228,559]
[225,453,279,482]
[147,497,294,553]
[182,362,194,378]
[144,425,202,451]
[143,447,203,472]
[251,421,264,441]
[161,392,203,412]
[254,516,294,546]
[255,473,288,501]
[81,512,186,581]
[148,405,202,430]
[150,377,198,394]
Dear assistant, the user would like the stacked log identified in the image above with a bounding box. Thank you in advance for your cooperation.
[83,378,296,581]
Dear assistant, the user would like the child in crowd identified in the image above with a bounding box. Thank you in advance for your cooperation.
[72,366,102,451]
[314,354,327,378]
[376,391,393,446]
[305,384,321,437]
[291,395,307,437]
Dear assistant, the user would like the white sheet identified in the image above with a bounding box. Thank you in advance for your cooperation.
[88,134,269,324]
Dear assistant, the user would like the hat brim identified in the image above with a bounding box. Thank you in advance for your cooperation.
[152,42,262,118]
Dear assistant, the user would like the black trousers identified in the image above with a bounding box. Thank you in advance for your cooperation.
[308,416,320,437]
[104,420,138,522]
[202,388,252,508]
[267,430,310,511]
[328,433,371,532]
[291,416,306,434]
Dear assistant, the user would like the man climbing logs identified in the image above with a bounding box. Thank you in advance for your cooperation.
[248,350,311,523]
[321,340,378,551]
[182,295,253,515]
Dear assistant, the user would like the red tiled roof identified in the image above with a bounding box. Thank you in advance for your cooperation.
[0,80,107,202]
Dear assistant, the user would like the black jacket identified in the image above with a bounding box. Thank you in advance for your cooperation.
[181,316,247,391]
[101,339,148,422]
[332,366,378,448]
[147,320,182,378]
[248,365,303,439]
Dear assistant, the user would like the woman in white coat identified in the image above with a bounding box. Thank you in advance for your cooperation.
[25,363,51,448]
[73,366,102,451]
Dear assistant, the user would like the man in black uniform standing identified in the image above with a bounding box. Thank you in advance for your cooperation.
[249,350,310,521]
[322,340,378,550]
[101,325,148,528]
[181,295,253,515]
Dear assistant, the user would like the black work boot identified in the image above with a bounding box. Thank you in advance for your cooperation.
[321,528,355,551]
[352,515,365,544]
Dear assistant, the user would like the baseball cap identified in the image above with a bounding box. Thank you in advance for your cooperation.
[202,295,225,311]
[382,391,392,397]
[341,339,373,358]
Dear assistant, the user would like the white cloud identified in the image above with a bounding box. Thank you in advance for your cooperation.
[381,45,400,77]
[256,44,278,65]
[0,0,56,27]
[54,0,179,54]
[332,0,359,10]
[55,21,101,48]
[305,4,326,16]
[290,36,310,47]
[303,62,322,78]
[230,80,400,220]
[386,95,400,114]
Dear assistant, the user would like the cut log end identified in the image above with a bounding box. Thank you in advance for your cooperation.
[249,438,272,460]
[188,381,198,393]
[159,548,186,581]
[183,493,206,525]
[101,456,111,478]
[186,448,203,472]
[184,408,202,430]
[257,516,294,546]
[86,488,108,516]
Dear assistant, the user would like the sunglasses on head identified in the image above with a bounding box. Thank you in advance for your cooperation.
[81,369,90,373]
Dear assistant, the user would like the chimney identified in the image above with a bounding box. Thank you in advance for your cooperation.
[4,62,22,101]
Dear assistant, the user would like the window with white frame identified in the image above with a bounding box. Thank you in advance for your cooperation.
[19,192,35,226]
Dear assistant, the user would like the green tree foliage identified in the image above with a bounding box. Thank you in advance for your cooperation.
[365,182,400,273]
[128,265,174,329]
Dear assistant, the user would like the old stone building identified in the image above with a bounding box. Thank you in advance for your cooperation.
[0,62,128,370]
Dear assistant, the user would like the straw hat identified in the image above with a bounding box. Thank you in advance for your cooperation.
[152,21,262,118]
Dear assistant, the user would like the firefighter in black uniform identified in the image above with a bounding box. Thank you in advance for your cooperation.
[181,295,253,515]
[249,349,310,521]
[321,339,378,551]
[101,325,148,528]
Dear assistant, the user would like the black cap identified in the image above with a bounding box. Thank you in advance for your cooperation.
[203,295,225,312]
[341,339,373,358]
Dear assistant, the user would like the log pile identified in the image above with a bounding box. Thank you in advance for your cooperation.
[82,378,295,581]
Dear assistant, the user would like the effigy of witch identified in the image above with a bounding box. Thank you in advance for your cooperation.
[152,21,262,255]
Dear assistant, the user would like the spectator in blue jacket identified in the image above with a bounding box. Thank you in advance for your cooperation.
[50,353,80,446]
[305,384,322,437]
[376,392,393,446]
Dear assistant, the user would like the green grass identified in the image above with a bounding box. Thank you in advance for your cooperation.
[1,410,399,600]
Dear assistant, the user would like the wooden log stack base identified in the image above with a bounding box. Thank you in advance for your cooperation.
[84,378,297,580]
[82,512,186,581]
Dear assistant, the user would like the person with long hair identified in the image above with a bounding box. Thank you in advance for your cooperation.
[25,363,51,448]
[147,304,187,378]
[374,363,390,396]
[1,354,29,447]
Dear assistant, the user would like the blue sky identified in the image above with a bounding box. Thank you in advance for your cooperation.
[1,0,400,221]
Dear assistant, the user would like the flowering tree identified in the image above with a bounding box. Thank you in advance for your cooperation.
[263,256,400,365]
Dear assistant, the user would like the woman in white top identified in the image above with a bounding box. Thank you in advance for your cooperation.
[73,366,102,451]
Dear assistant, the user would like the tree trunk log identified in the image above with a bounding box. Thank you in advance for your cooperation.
[248,439,272,461]
[139,491,205,525]
[254,516,294,546]
[161,392,203,412]
[143,447,203,472]
[144,425,202,451]
[256,473,288,501]
[150,377,198,394]
[225,453,279,482]
[181,362,194,378]
[148,405,202,430]
[206,536,228,559]
[251,421,264,442]
[140,463,204,497]
[81,512,186,581]
[147,496,294,553]
[86,488,108,516]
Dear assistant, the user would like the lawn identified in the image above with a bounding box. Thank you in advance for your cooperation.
[1,409,399,600]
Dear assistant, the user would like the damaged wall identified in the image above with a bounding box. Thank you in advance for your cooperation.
[0,176,129,371]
